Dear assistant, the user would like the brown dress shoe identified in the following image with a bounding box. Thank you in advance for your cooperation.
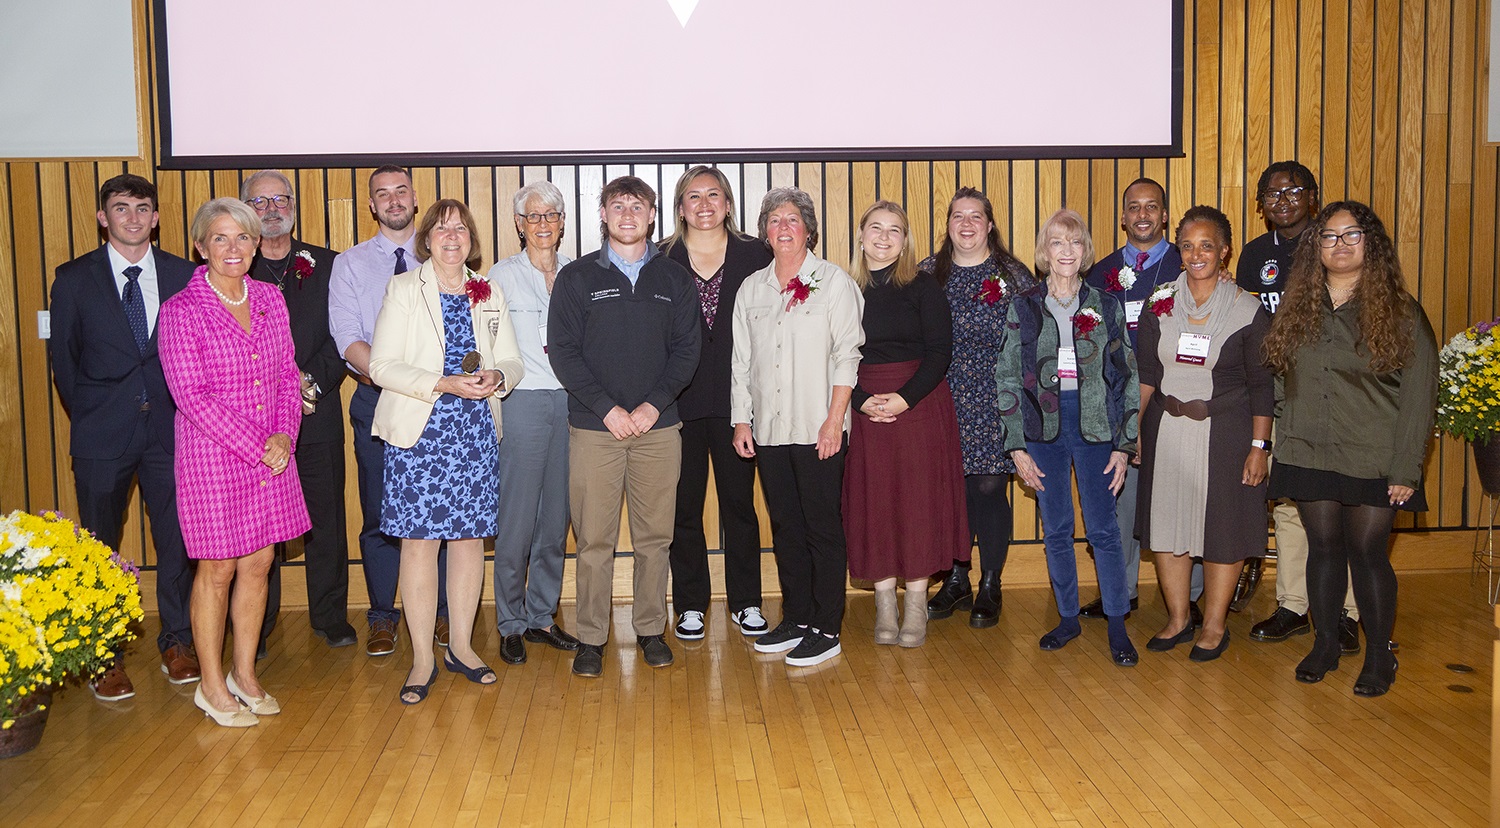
[367,619,398,656]
[91,663,136,701]
[434,616,450,648]
[160,644,201,685]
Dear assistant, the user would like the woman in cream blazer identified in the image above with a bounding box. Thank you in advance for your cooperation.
[368,199,523,704]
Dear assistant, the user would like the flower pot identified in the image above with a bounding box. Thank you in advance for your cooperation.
[1474,432,1500,496]
[0,692,52,759]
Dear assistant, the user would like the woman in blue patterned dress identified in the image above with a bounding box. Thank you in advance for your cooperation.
[370,199,524,704]
[919,188,1037,627]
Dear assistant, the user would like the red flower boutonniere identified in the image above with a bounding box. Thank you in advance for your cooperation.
[976,274,1008,306]
[782,271,822,311]
[1147,283,1175,317]
[292,250,315,284]
[1072,308,1103,336]
[465,276,492,307]
[1104,265,1137,292]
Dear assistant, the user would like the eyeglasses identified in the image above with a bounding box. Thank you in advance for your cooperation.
[246,194,293,211]
[1260,187,1307,206]
[523,211,563,224]
[1317,229,1365,248]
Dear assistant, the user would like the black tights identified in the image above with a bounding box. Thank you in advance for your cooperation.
[965,474,1013,574]
[1297,500,1398,680]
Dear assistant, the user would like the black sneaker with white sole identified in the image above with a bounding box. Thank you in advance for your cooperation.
[674,610,706,640]
[753,620,806,653]
[731,606,769,635]
[784,629,841,667]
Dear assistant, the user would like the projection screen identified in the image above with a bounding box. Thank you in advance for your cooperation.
[154,0,1182,168]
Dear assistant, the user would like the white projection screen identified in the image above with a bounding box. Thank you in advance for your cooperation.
[154,0,1182,168]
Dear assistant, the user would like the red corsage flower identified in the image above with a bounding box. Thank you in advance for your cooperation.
[293,250,316,282]
[782,272,821,311]
[1072,308,1103,336]
[976,275,1007,306]
[1104,265,1137,292]
[465,277,492,307]
[1147,283,1175,317]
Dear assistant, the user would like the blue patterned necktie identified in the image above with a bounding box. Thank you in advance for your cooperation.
[122,265,149,353]
[394,247,408,275]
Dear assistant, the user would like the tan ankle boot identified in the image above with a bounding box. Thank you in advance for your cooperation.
[898,586,928,647]
[874,589,899,645]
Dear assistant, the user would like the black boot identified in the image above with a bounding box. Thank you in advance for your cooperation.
[969,571,1002,628]
[927,562,973,619]
[1229,557,1263,613]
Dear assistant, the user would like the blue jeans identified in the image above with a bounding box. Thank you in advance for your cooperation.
[1026,391,1131,618]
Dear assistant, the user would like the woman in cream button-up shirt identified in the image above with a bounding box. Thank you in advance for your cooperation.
[730,187,863,669]
[369,198,523,704]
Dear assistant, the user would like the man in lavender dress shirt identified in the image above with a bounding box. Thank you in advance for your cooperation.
[328,165,447,656]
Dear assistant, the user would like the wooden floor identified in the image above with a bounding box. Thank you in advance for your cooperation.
[0,571,1490,827]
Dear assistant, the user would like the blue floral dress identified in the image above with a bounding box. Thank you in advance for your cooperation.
[922,254,1038,475]
[381,293,500,539]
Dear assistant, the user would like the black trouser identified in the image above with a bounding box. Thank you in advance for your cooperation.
[755,441,847,635]
[262,439,351,642]
[72,416,193,652]
[669,417,763,614]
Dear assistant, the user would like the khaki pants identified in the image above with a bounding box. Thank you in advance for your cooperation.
[569,424,682,646]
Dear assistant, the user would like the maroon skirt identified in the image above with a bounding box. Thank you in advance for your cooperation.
[843,360,970,581]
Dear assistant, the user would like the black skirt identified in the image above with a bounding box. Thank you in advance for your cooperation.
[1268,463,1427,512]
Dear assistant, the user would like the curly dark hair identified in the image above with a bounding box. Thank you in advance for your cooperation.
[926,187,1023,285]
[1176,204,1233,249]
[1262,201,1415,373]
[1254,160,1320,201]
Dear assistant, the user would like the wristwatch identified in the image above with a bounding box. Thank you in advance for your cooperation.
[1250,439,1272,452]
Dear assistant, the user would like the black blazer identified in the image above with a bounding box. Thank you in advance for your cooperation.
[662,233,773,421]
[249,239,345,444]
[50,245,195,460]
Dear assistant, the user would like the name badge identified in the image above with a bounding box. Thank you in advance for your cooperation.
[1176,332,1212,365]
[1058,346,1078,379]
[539,322,548,354]
[1125,300,1144,331]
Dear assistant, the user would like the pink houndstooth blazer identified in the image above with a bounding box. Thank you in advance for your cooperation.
[159,267,311,559]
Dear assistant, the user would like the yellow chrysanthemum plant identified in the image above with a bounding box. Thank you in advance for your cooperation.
[1436,316,1500,443]
[0,510,144,727]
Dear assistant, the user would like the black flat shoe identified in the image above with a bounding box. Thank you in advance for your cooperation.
[1146,623,1197,652]
[1111,645,1139,667]
[1081,596,1138,620]
[525,625,581,651]
[443,650,497,684]
[1353,656,1397,697]
[1188,630,1231,662]
[399,664,439,705]
[500,633,527,665]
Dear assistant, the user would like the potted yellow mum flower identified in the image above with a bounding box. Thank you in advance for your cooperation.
[0,510,143,757]
[1437,316,1500,494]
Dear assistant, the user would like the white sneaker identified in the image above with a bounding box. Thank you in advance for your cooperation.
[674,610,706,640]
[731,606,769,636]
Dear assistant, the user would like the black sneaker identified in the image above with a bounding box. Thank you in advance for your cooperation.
[1249,607,1311,642]
[1339,610,1361,655]
[753,620,806,653]
[572,643,604,677]
[638,634,674,667]
[785,629,841,667]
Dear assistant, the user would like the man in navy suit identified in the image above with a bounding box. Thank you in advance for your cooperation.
[49,173,201,699]
[242,170,355,651]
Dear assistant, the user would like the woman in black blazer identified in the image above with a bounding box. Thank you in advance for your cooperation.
[660,165,773,641]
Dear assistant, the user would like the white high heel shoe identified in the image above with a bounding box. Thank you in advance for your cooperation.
[194,684,258,728]
[225,672,281,716]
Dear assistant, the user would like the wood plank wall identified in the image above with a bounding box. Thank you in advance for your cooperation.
[1,0,1495,570]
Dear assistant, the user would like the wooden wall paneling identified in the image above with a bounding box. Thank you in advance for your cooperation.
[576,165,605,257]
[494,166,522,264]
[1193,2,1220,210]
[1346,0,1375,203]
[794,163,822,248]
[1297,0,1325,188]
[0,164,25,511]
[1088,159,1116,256]
[1422,1,1456,529]
[1011,161,1039,269]
[296,169,328,247]
[847,161,876,265]
[878,160,903,207]
[16,166,53,511]
[906,162,932,260]
[465,166,496,273]
[1322,0,1349,198]
[1062,159,1089,222]
[1220,0,1247,236]
[823,162,852,266]
[1036,160,1063,223]
[1245,0,1273,229]
[1371,1,1401,219]
[326,168,355,252]
[770,161,796,191]
[930,162,955,253]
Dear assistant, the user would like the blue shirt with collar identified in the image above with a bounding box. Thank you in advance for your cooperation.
[607,242,655,288]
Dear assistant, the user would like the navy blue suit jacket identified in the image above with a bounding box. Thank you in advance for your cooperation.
[50,244,195,460]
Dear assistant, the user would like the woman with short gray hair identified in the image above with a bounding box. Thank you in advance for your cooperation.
[730,187,864,668]
[486,181,580,665]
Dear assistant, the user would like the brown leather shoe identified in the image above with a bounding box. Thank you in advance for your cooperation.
[434,616,450,648]
[367,619,398,656]
[91,663,136,701]
[160,644,201,685]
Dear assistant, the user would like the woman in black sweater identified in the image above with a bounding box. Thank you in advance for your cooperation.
[844,201,967,647]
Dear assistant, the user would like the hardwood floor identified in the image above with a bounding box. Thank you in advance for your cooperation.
[1,572,1489,827]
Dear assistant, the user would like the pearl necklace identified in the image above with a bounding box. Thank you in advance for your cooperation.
[207,274,249,306]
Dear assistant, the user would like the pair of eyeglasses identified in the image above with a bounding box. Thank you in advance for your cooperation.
[246,194,293,211]
[1317,229,1365,248]
[523,211,563,224]
[1260,187,1307,206]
